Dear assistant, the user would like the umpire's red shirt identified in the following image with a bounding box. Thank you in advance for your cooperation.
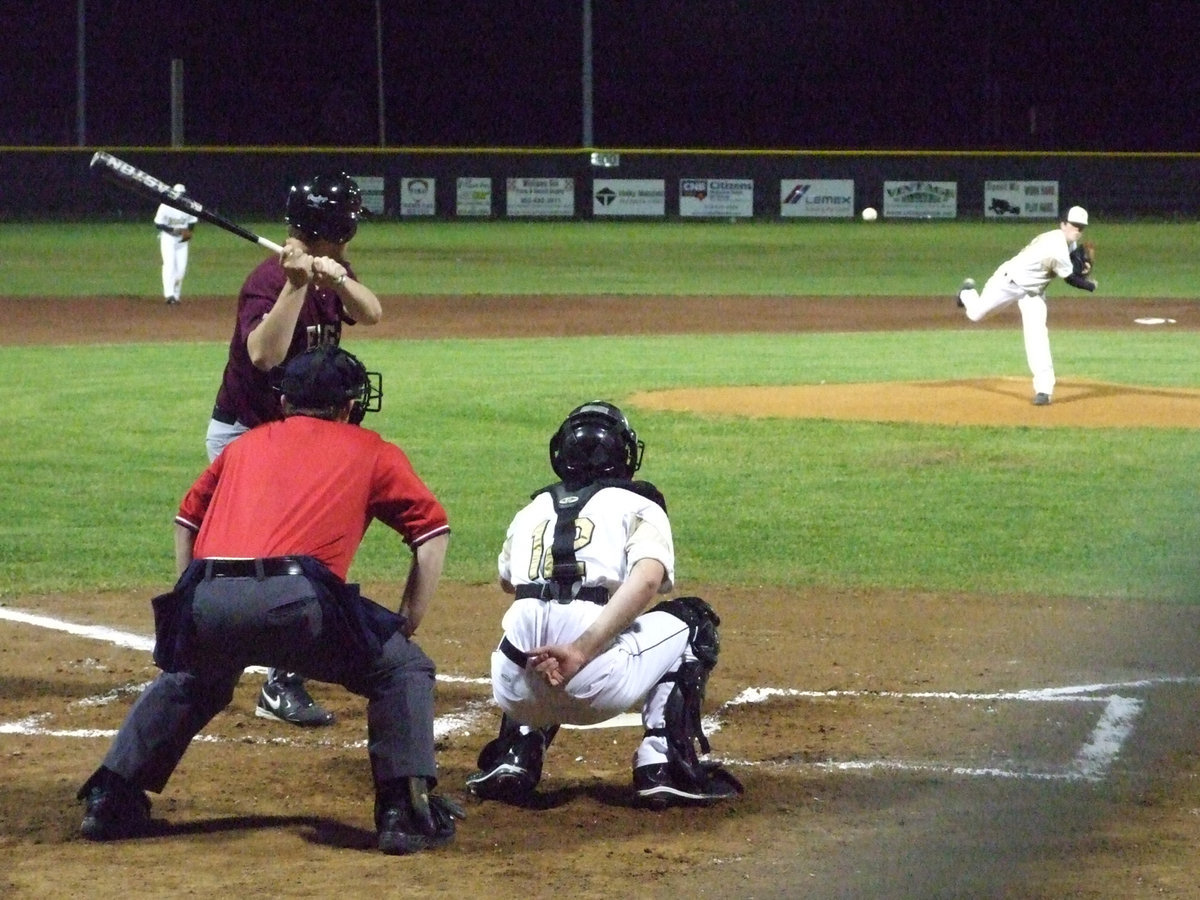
[175,416,449,581]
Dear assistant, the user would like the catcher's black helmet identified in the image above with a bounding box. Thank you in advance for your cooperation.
[274,345,382,424]
[549,401,644,486]
[284,172,362,244]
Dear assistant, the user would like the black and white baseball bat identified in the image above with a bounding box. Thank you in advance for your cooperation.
[89,151,283,253]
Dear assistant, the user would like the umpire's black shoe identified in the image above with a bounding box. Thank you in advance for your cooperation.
[633,762,743,810]
[376,777,465,855]
[78,769,152,841]
[465,730,545,802]
[256,676,335,727]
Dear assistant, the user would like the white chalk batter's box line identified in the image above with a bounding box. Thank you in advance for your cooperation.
[3,606,1196,783]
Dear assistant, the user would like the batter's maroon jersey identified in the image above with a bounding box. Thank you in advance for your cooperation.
[176,416,449,582]
[212,256,358,428]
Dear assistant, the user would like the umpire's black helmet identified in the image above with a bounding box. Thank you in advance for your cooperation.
[549,401,644,486]
[284,172,362,244]
[274,345,382,424]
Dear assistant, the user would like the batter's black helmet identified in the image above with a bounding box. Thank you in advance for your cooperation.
[549,401,644,486]
[274,345,382,424]
[284,173,362,244]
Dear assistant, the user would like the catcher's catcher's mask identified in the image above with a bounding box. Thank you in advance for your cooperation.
[274,345,382,424]
[549,400,644,486]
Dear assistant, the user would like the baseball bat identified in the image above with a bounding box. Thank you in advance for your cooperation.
[89,151,283,253]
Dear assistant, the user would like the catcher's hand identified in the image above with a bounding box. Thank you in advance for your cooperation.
[1070,241,1095,277]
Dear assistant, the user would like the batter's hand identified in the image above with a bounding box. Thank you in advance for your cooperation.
[280,238,314,287]
[311,256,349,289]
[528,643,588,688]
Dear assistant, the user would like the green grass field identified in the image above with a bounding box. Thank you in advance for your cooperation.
[2,220,1198,604]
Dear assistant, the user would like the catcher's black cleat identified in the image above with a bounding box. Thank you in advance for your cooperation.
[465,729,546,803]
[633,762,743,810]
[78,770,152,841]
[376,777,464,855]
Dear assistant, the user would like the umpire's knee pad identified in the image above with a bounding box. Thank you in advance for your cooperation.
[650,595,720,668]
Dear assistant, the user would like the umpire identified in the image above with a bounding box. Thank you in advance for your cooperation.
[76,345,463,855]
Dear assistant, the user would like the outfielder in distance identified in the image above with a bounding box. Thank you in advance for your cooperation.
[77,345,462,855]
[206,173,383,727]
[153,184,198,306]
[957,205,1097,406]
[466,401,742,809]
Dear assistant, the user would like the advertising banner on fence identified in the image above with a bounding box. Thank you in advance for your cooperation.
[984,180,1059,218]
[779,179,854,218]
[351,176,385,215]
[456,177,492,217]
[399,178,435,216]
[506,177,574,217]
[593,179,666,216]
[883,181,958,219]
[679,178,754,218]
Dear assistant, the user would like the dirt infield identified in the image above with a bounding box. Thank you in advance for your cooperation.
[3,294,1200,899]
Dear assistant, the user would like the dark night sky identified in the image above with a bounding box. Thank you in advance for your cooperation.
[6,1,1199,151]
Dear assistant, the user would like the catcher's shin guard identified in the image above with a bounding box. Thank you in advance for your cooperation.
[636,596,742,807]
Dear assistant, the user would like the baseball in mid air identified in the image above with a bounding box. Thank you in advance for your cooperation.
[861,207,878,222]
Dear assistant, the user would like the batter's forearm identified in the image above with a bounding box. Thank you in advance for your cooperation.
[338,278,382,325]
[247,284,306,370]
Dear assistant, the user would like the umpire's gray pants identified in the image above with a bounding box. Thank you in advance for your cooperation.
[101,573,437,793]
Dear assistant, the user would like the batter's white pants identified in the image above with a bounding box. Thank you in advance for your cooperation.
[491,601,693,769]
[159,233,190,301]
[960,276,1055,397]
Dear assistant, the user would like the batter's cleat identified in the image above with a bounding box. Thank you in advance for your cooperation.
[465,730,545,802]
[956,278,975,309]
[633,762,743,810]
[1032,392,1052,406]
[256,677,335,727]
[375,777,464,855]
[78,772,152,841]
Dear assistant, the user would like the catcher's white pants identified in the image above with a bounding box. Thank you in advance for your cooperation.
[159,233,190,300]
[960,277,1055,397]
[490,598,692,768]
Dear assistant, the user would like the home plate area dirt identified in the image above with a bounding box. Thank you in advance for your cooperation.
[3,294,1200,899]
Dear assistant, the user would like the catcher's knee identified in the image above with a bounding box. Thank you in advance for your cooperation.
[650,595,720,668]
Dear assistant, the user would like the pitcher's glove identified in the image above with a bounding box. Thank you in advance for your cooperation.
[1070,241,1095,277]
[179,227,194,242]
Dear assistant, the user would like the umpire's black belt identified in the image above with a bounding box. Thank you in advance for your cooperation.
[202,556,305,580]
[513,583,609,604]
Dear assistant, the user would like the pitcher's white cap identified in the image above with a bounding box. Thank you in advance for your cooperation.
[172,183,186,193]
[1066,205,1088,227]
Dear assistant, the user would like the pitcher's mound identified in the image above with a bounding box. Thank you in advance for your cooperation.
[629,378,1200,428]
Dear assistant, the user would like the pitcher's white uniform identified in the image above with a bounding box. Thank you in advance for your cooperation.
[154,189,198,304]
[492,483,689,767]
[959,228,1076,399]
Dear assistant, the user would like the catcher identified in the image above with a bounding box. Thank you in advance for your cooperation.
[466,401,742,809]
[153,186,198,306]
[956,206,1096,406]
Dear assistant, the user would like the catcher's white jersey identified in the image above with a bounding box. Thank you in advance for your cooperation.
[492,484,689,748]
[499,484,675,599]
